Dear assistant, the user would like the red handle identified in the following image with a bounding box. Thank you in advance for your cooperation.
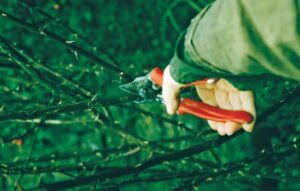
[178,98,253,123]
[150,67,164,87]
[150,67,253,124]
[150,67,211,87]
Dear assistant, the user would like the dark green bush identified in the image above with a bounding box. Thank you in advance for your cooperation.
[0,0,299,190]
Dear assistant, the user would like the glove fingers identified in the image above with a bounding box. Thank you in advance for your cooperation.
[195,86,218,106]
[215,89,232,110]
[207,120,218,130]
[196,86,220,132]
[225,121,241,135]
[239,91,256,132]
[216,122,226,136]
[215,79,238,91]
[229,91,242,110]
[214,89,234,136]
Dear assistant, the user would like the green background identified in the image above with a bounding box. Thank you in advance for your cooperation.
[0,0,299,190]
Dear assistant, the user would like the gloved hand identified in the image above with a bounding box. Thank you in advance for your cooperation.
[162,65,256,136]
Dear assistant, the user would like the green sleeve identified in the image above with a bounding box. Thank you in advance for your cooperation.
[169,0,300,89]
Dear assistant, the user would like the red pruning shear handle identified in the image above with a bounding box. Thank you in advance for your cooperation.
[150,67,253,124]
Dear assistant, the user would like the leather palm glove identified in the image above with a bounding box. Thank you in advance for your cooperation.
[162,65,256,136]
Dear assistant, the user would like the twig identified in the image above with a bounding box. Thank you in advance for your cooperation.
[0,126,36,143]
[96,139,298,190]
[0,34,163,155]
[13,127,38,191]
[0,82,37,97]
[0,9,133,81]
[1,149,139,175]
[119,105,221,163]
[0,35,92,99]
[0,34,195,156]
[98,170,210,190]
[161,0,203,42]
[119,105,197,135]
[172,139,300,190]
[18,0,120,68]
[0,61,19,69]
[0,18,211,159]
[2,135,200,167]
[35,86,299,190]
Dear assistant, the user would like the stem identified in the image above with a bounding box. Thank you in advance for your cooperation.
[0,34,164,155]
[119,105,197,135]
[3,135,200,167]
[0,9,133,81]
[0,95,136,121]
[35,86,299,190]
[173,140,299,191]
[0,35,92,99]
[18,0,120,68]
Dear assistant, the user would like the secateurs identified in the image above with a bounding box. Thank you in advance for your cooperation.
[120,67,253,124]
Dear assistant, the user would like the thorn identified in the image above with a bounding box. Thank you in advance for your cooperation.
[66,40,76,44]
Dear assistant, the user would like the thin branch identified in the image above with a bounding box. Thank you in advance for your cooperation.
[0,126,36,143]
[98,170,209,190]
[2,135,201,167]
[0,82,37,97]
[0,61,19,69]
[0,19,210,158]
[119,105,221,163]
[0,34,164,155]
[0,34,196,156]
[18,0,120,67]
[19,0,94,47]
[98,139,299,190]
[0,9,133,81]
[1,148,139,175]
[0,34,92,99]
[13,127,38,191]
[35,86,299,190]
[173,140,300,190]
[0,94,136,120]
[119,105,197,135]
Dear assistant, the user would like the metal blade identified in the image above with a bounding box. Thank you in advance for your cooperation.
[119,75,161,103]
[119,83,139,95]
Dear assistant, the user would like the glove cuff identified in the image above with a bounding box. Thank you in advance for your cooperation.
[164,65,186,88]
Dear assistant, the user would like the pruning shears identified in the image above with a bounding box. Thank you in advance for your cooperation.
[120,67,253,124]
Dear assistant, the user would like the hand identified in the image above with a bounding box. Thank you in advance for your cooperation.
[162,65,256,136]
[195,79,256,135]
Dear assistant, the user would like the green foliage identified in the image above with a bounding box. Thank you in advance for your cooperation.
[0,0,299,190]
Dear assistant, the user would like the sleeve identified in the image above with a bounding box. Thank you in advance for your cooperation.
[169,0,300,89]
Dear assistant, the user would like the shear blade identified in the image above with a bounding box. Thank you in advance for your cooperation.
[119,83,139,95]
[119,75,160,102]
